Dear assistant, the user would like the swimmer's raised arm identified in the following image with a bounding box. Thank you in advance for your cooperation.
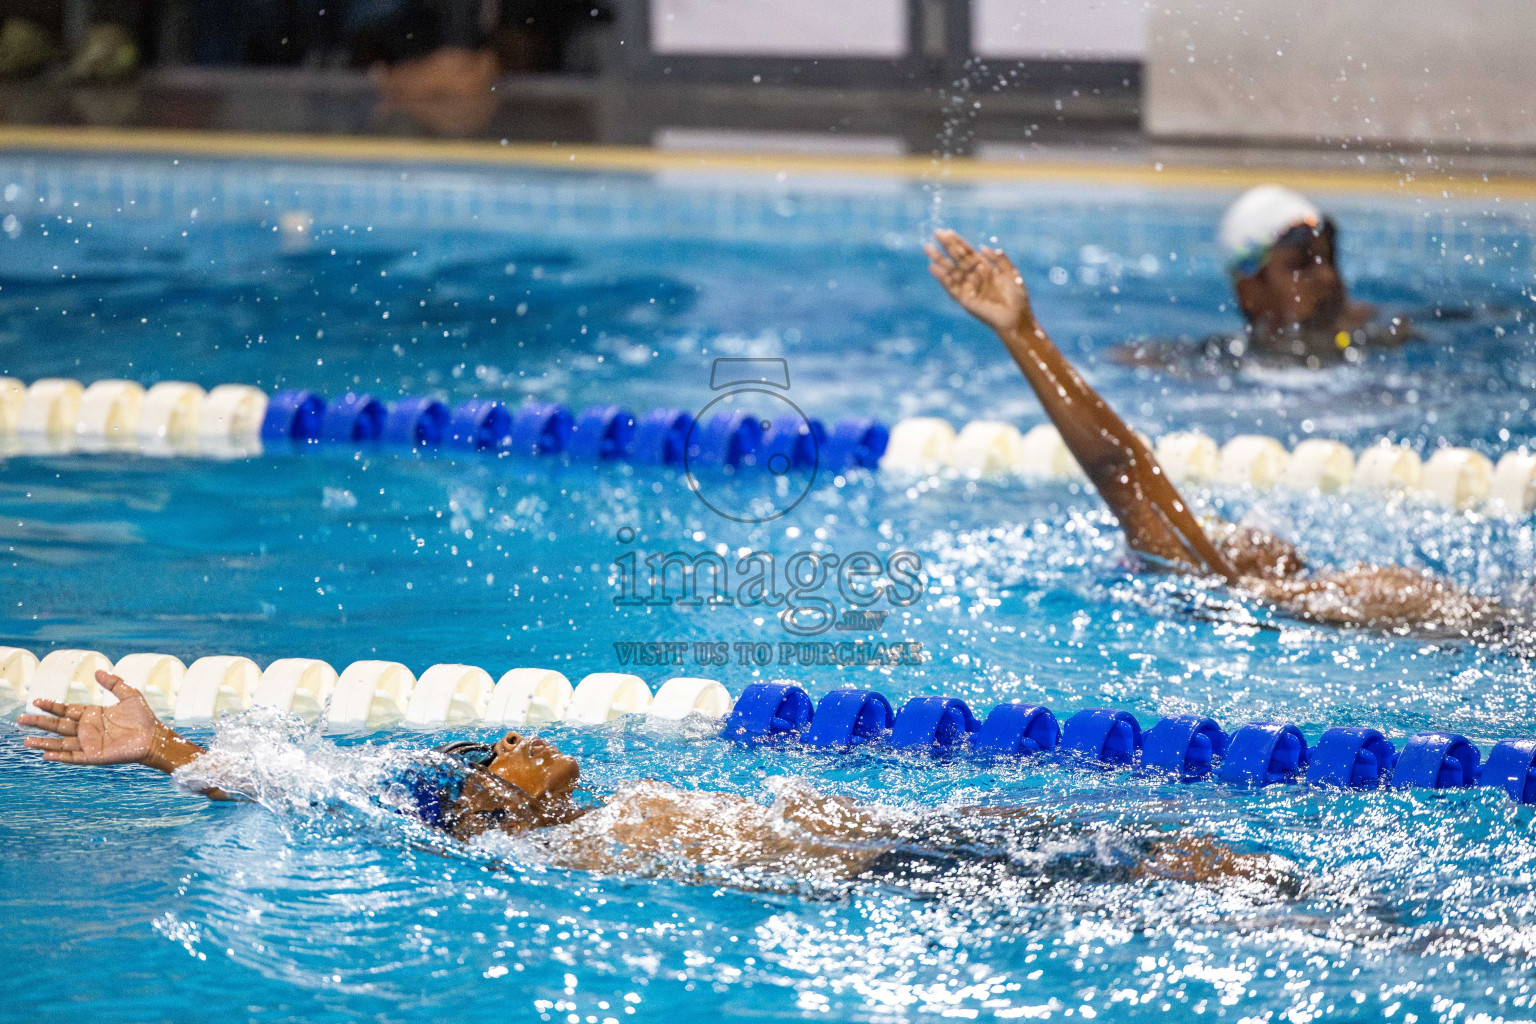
[926,229,1239,582]
[19,671,232,799]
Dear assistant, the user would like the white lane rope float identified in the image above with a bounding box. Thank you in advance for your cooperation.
[0,645,727,731]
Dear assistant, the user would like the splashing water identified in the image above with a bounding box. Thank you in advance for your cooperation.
[13,708,1533,1021]
[4,154,1536,1020]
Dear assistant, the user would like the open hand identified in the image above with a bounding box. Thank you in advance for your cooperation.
[20,670,161,765]
[925,229,1034,336]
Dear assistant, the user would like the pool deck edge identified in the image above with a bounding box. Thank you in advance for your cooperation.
[4,125,1536,201]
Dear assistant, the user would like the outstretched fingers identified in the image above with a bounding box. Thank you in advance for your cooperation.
[924,242,958,275]
[932,228,970,257]
[24,735,81,753]
[42,750,94,764]
[936,230,987,274]
[984,246,1024,284]
[926,248,967,299]
[21,699,83,724]
[18,713,78,737]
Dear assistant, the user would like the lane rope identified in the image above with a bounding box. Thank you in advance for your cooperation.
[4,646,1532,804]
[1,377,1530,514]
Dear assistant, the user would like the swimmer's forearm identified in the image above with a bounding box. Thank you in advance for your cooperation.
[995,317,1239,581]
[140,723,205,774]
[925,229,1236,580]
[140,724,233,800]
[996,316,1139,478]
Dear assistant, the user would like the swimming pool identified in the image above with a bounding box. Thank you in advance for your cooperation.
[3,149,1536,1022]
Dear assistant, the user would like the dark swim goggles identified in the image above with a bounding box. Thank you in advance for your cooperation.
[437,740,497,768]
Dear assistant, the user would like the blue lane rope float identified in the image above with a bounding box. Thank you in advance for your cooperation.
[822,418,890,471]
[717,683,1536,804]
[1393,731,1481,790]
[720,682,814,743]
[802,688,894,749]
[1142,715,1229,780]
[690,411,762,469]
[1062,708,1143,766]
[631,408,694,465]
[382,396,450,447]
[569,405,636,461]
[971,703,1060,756]
[447,399,513,451]
[1484,739,1536,803]
[511,402,575,457]
[1220,722,1309,786]
[261,389,326,442]
[761,416,822,471]
[890,696,977,752]
[320,392,387,444]
[1308,727,1397,789]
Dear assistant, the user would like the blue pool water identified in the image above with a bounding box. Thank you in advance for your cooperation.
[3,153,1536,1022]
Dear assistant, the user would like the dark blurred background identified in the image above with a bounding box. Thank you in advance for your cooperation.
[1,0,617,77]
[0,0,1139,147]
[0,1,1529,159]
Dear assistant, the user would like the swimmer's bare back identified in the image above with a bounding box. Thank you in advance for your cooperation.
[925,229,1502,638]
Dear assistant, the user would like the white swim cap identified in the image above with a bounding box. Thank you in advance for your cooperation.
[1219,185,1322,276]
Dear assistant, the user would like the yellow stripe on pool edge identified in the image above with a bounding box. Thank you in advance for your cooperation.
[3,124,1536,201]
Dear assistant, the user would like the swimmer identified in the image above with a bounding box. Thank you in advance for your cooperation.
[20,671,1299,898]
[926,227,1502,638]
[1112,185,1412,372]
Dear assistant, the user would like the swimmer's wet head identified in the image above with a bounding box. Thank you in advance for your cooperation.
[433,731,587,838]
[1109,183,1409,371]
[1221,185,1347,335]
